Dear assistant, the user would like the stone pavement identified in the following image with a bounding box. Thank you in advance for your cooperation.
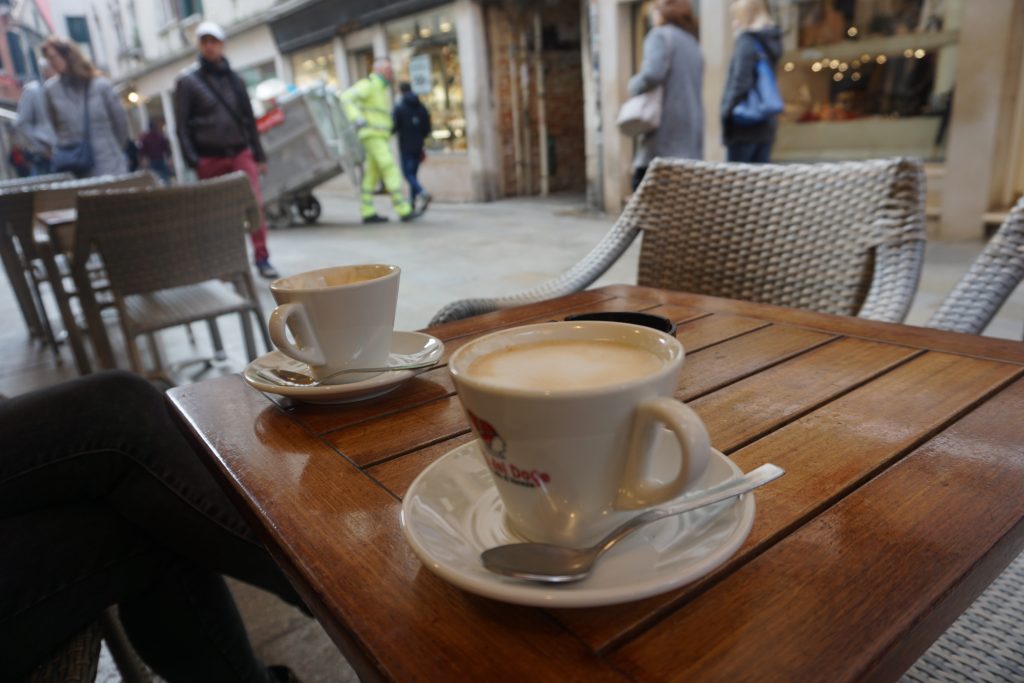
[3,191,1021,682]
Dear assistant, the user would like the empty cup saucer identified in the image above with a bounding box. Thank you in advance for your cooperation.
[243,330,443,404]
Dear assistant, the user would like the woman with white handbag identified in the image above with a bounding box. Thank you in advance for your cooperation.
[622,0,704,190]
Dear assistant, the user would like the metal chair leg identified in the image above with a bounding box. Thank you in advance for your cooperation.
[240,311,257,362]
[207,319,227,361]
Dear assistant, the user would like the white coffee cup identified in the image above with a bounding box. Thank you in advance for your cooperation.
[449,321,711,546]
[268,264,399,381]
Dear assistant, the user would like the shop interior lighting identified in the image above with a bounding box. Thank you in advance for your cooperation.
[784,61,795,72]
[903,48,914,58]
[847,26,858,37]
[440,21,452,32]
[833,72,843,82]
[860,53,871,62]
[838,62,848,72]
[851,72,862,81]
[402,32,412,43]
[851,59,861,68]
[811,62,823,72]
[420,27,431,37]
[914,48,926,58]
[829,59,839,69]
[126,91,140,104]
[876,54,887,64]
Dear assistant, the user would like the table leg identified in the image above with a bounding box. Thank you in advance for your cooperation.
[37,246,92,374]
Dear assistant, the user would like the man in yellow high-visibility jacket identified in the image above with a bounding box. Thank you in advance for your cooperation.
[341,57,418,223]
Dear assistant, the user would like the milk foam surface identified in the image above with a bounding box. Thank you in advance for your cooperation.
[466,340,663,391]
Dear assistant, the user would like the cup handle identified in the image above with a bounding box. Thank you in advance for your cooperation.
[268,303,326,367]
[615,396,712,510]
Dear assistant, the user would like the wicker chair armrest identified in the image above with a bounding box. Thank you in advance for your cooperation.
[429,216,641,326]
[926,199,1024,334]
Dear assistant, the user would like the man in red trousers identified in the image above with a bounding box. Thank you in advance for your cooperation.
[173,21,278,279]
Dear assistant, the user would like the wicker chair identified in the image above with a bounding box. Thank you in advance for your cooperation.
[430,158,926,326]
[75,172,270,376]
[926,196,1024,336]
[0,173,160,370]
[0,190,58,352]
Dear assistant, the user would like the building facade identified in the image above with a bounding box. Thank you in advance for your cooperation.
[5,0,1023,239]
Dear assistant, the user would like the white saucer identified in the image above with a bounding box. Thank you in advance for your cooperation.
[243,330,443,404]
[401,433,755,608]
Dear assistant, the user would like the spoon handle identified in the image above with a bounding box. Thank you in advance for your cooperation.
[596,464,785,555]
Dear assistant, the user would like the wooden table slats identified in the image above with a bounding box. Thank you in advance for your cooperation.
[167,286,1024,683]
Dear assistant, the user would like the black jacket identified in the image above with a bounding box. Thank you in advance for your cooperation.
[392,92,432,158]
[720,27,783,146]
[173,57,265,167]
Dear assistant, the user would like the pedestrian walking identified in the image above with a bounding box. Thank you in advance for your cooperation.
[41,37,129,178]
[628,0,704,190]
[721,0,783,163]
[139,117,173,184]
[340,57,418,224]
[393,81,433,213]
[173,22,278,279]
[14,59,56,176]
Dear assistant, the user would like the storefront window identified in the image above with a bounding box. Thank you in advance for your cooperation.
[237,62,277,98]
[387,6,466,153]
[774,0,963,161]
[292,43,338,89]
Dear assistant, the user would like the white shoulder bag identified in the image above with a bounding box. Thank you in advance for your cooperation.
[617,30,672,136]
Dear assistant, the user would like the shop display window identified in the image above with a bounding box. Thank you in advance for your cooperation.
[387,6,467,153]
[774,0,963,160]
[292,43,338,89]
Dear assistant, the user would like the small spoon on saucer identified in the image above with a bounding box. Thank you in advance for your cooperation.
[257,359,438,387]
[481,463,784,583]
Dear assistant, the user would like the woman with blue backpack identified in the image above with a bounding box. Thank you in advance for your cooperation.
[721,0,784,163]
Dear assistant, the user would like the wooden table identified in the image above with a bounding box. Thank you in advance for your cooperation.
[168,285,1024,683]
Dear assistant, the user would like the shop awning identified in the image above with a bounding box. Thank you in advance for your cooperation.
[270,0,452,54]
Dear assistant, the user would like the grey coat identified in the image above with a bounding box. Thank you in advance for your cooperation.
[45,75,128,177]
[14,81,56,155]
[629,25,704,169]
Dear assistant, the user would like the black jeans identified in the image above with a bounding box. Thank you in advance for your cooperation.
[0,371,305,682]
[726,141,773,163]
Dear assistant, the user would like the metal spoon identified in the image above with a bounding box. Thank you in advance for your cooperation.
[481,463,784,583]
[256,358,438,387]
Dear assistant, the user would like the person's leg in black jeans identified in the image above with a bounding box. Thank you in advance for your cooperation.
[0,371,305,682]
[727,141,772,163]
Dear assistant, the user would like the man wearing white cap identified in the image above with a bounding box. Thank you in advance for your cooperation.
[174,21,278,279]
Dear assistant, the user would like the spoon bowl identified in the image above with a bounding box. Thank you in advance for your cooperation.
[481,464,784,583]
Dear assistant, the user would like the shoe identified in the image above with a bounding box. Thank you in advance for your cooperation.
[363,214,389,224]
[256,260,279,279]
[400,210,422,223]
[418,192,433,213]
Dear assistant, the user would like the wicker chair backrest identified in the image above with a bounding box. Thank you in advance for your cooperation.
[75,172,256,296]
[31,171,157,216]
[631,157,925,318]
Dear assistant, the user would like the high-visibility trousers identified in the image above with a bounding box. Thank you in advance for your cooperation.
[361,137,411,219]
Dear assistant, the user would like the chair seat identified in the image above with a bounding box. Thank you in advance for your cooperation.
[123,281,252,335]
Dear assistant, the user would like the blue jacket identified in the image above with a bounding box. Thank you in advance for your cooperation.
[392,92,432,158]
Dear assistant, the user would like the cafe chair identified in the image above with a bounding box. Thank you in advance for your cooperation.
[431,157,926,326]
[0,173,159,370]
[75,172,271,378]
[902,553,1024,682]
[21,608,152,683]
[926,195,1024,336]
[0,189,62,357]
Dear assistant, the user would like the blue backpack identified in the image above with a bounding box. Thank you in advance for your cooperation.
[731,40,783,127]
